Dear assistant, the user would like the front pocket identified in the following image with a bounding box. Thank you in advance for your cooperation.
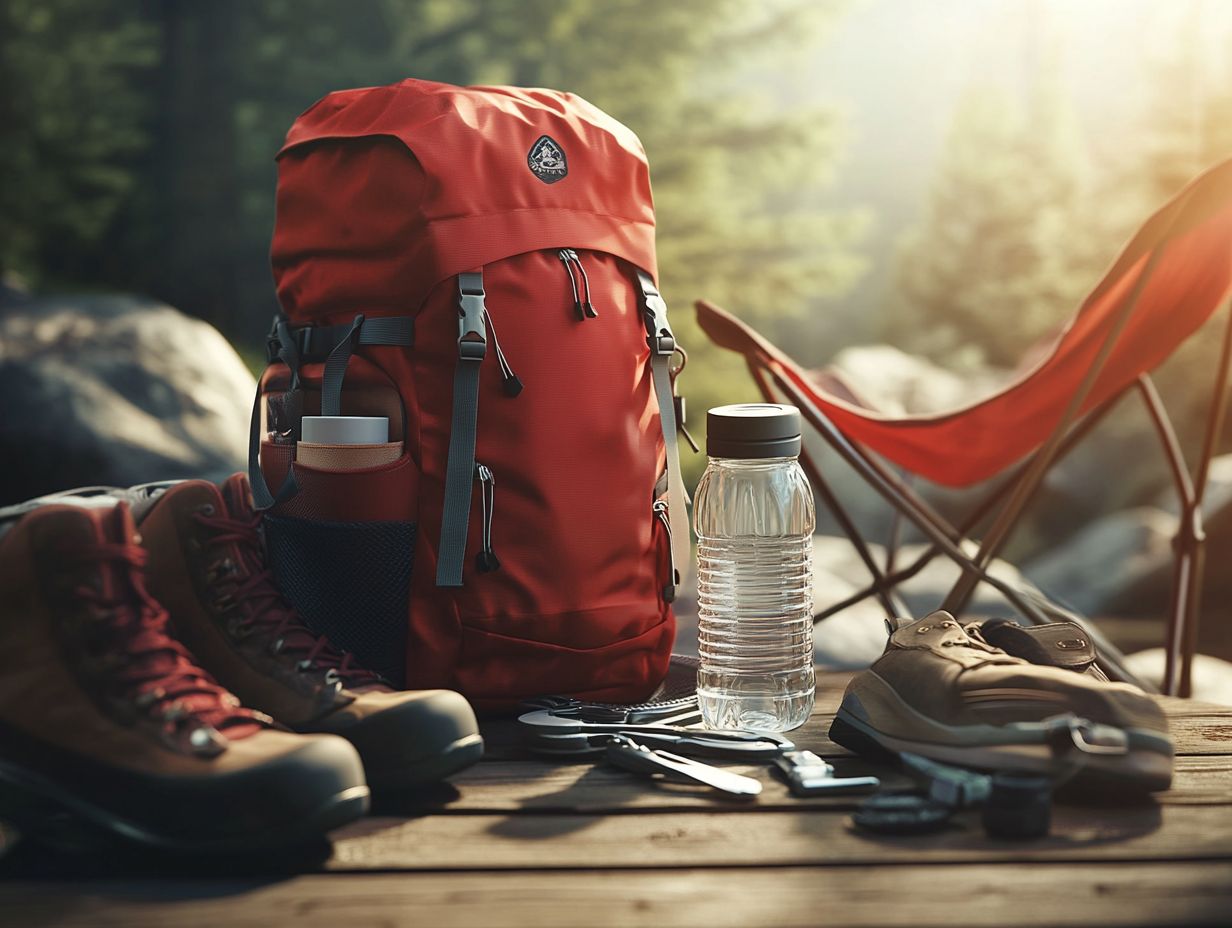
[456,603,674,705]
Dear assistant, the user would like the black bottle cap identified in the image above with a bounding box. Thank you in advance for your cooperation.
[706,404,802,459]
[981,773,1052,840]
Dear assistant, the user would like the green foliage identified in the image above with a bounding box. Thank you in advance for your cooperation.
[887,38,1232,494]
[887,76,1105,368]
[0,0,156,283]
[2,0,864,488]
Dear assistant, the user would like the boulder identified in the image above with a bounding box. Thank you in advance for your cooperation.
[1124,649,1232,707]
[0,293,256,505]
[826,344,1006,416]
[1021,507,1177,617]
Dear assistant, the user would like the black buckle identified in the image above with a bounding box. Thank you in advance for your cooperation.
[265,313,288,363]
[458,272,487,361]
[637,271,675,356]
[298,326,328,358]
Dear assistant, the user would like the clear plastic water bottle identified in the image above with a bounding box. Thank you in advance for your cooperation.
[694,403,815,731]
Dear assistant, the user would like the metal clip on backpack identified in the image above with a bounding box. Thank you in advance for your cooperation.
[250,79,690,710]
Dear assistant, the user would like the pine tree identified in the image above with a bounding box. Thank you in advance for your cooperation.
[888,75,1098,368]
[0,0,156,285]
[3,0,863,485]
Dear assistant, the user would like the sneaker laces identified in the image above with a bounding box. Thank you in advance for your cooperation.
[74,540,263,741]
[959,622,1005,653]
[192,508,381,687]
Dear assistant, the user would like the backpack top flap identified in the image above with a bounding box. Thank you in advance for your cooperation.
[271,78,658,321]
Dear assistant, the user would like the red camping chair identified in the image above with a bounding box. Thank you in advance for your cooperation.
[697,157,1232,697]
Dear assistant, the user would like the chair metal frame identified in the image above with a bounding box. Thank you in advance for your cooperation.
[740,296,1232,698]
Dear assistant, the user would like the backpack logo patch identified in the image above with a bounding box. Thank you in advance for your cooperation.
[527,135,568,184]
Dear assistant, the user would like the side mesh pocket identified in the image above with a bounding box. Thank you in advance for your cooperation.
[265,516,415,687]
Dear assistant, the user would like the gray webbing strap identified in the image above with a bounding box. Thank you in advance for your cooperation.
[321,314,366,417]
[637,269,691,592]
[250,316,303,511]
[252,313,415,511]
[436,271,488,587]
[321,314,416,416]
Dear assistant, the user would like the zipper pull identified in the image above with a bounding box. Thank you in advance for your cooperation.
[653,500,678,603]
[475,464,500,573]
[569,249,598,319]
[482,308,523,397]
[558,249,585,320]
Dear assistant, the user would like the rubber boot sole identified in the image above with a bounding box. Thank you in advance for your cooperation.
[305,690,485,795]
[0,756,369,856]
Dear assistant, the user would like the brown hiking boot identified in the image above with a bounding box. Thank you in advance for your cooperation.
[135,474,483,793]
[829,611,1173,792]
[0,500,368,853]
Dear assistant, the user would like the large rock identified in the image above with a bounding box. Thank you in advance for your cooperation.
[826,344,1006,416]
[0,293,256,504]
[1125,649,1232,707]
[1021,507,1177,617]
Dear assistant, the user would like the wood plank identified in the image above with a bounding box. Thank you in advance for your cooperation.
[1156,696,1232,755]
[422,754,1232,814]
[326,803,1232,871]
[4,861,1231,928]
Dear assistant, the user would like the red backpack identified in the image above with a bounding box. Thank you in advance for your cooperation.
[251,78,690,710]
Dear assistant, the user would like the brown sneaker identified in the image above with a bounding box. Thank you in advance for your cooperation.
[0,501,368,853]
[135,474,483,793]
[829,611,1173,792]
[976,617,1110,681]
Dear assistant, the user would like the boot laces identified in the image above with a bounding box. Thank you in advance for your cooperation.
[193,508,381,687]
[74,541,262,740]
[928,618,1009,655]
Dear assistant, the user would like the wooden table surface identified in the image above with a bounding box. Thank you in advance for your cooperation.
[3,671,1231,928]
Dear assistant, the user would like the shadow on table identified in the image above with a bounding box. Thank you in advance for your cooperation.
[841,794,1164,851]
[0,832,332,883]
[0,782,464,883]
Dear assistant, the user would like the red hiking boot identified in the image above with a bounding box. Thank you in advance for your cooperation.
[0,501,368,853]
[136,474,483,793]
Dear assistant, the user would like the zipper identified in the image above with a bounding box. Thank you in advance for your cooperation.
[474,463,500,573]
[652,500,678,603]
[482,308,523,396]
[557,248,597,320]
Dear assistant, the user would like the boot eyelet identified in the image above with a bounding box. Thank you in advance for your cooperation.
[296,659,314,672]
[917,625,931,633]
[269,637,285,656]
[162,701,188,723]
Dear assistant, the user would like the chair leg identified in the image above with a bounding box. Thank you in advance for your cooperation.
[1180,533,1206,698]
[943,231,1176,616]
[748,362,908,619]
[764,366,1055,626]
[805,451,910,620]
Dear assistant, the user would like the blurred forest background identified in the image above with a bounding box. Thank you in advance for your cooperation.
[3,3,1228,353]
[5,0,1232,602]
[5,0,1231,461]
